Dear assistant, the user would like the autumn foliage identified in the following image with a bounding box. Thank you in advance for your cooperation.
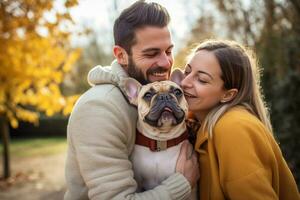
[0,0,80,128]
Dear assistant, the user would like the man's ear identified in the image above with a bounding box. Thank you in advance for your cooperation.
[170,69,184,86]
[113,45,129,65]
[119,78,142,106]
[221,88,238,103]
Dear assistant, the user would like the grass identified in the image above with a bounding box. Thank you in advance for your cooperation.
[0,137,67,158]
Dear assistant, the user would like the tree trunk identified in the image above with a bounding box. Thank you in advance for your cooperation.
[0,116,10,179]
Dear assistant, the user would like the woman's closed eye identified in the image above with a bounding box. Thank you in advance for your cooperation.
[198,79,208,84]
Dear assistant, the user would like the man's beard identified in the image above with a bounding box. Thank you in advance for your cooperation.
[127,56,170,85]
[127,56,149,85]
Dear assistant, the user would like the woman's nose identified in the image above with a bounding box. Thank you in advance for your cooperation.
[181,74,192,88]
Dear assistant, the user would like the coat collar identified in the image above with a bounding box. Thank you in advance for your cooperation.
[111,59,128,79]
[87,60,128,86]
[195,129,208,152]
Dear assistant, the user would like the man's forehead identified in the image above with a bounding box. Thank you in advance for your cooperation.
[132,26,173,50]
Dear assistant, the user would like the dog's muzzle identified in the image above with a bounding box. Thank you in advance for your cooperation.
[144,93,185,127]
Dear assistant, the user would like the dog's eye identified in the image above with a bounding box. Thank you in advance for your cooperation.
[174,88,182,97]
[143,92,153,101]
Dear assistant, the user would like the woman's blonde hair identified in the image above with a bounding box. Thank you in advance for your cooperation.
[191,40,273,136]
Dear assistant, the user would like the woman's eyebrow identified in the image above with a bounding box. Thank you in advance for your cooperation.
[197,70,213,80]
[187,64,213,79]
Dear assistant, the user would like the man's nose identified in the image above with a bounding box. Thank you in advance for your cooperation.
[157,52,172,68]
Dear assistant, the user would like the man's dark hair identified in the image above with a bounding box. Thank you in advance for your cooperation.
[113,0,170,54]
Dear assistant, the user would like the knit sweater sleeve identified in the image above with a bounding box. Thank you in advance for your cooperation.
[66,86,191,200]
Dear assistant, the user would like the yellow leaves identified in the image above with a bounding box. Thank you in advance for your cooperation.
[15,107,39,125]
[18,80,32,93]
[63,95,79,116]
[0,0,81,128]
[65,0,78,8]
[0,105,5,115]
[52,72,63,83]
[0,86,6,114]
[0,86,5,104]
[5,103,39,128]
[56,13,73,22]
[63,48,81,72]
[174,44,196,69]
[6,110,19,128]
[10,118,19,129]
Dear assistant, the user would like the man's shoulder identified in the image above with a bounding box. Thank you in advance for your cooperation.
[69,84,136,128]
[75,84,130,109]
[87,84,123,98]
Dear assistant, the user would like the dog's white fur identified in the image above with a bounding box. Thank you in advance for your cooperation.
[120,70,197,199]
[131,143,183,190]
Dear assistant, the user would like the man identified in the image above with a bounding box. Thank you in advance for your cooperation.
[64,1,199,199]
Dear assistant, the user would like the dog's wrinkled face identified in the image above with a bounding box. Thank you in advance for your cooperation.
[120,69,188,135]
[138,81,187,128]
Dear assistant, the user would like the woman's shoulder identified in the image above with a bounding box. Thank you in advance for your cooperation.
[211,107,274,161]
[214,106,268,140]
[217,106,260,126]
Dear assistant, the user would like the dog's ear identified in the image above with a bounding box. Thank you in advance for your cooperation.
[119,78,141,106]
[170,69,184,86]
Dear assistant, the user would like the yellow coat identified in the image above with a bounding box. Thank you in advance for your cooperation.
[195,107,300,200]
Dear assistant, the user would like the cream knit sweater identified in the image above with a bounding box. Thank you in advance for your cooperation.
[64,60,191,200]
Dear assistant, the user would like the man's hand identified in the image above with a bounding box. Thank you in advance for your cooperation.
[176,140,200,188]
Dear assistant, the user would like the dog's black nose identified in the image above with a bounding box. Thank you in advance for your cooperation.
[157,93,171,101]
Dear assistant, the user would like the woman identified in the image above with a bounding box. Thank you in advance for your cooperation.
[181,40,299,200]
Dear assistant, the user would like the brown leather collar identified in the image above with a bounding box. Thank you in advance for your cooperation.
[135,129,188,151]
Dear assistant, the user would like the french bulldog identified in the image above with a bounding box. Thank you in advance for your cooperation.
[120,69,197,199]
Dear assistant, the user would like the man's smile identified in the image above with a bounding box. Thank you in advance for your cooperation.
[152,71,169,77]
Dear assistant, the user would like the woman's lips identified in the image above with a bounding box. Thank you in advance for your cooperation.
[184,92,196,98]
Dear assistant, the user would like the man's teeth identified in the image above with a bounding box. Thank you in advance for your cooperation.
[152,72,167,77]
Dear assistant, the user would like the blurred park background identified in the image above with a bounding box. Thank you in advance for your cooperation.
[0,0,299,199]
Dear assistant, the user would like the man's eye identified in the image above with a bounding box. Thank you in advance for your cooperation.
[144,53,157,57]
[166,51,172,55]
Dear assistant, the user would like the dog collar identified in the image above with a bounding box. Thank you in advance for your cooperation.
[135,129,189,151]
